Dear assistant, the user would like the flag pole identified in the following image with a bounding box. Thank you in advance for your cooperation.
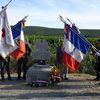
[67,18,100,53]
[66,17,81,34]
[59,15,100,53]
[20,15,28,27]
[4,0,13,8]
[59,15,69,78]
[0,0,13,15]
[59,15,66,24]
[59,15,88,43]
[66,17,73,25]
[21,15,28,21]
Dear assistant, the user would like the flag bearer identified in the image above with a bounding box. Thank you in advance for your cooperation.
[93,39,100,81]
[0,55,12,81]
[56,40,68,80]
[17,43,31,80]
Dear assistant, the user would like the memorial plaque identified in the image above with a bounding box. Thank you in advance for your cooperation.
[33,40,50,60]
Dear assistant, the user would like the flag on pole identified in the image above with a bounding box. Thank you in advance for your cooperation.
[72,23,80,34]
[10,21,26,60]
[0,7,15,58]
[62,24,90,71]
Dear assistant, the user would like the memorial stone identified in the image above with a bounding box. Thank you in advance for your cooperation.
[26,40,51,84]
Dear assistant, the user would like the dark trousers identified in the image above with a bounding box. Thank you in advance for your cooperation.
[96,61,100,79]
[56,63,68,79]
[0,61,11,80]
[0,62,4,80]
[17,58,28,79]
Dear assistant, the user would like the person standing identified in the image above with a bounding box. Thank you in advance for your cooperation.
[17,44,31,80]
[0,55,5,81]
[93,39,100,81]
[56,40,68,80]
[0,56,12,81]
[5,56,12,80]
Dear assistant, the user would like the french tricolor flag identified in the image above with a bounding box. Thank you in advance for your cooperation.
[62,24,90,72]
[10,21,26,60]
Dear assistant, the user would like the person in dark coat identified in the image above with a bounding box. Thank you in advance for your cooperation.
[0,56,12,81]
[56,40,68,80]
[17,44,31,80]
[93,39,100,81]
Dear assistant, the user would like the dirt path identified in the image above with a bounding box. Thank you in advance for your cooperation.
[0,73,100,100]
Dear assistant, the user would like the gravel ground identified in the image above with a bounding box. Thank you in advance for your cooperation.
[0,73,100,100]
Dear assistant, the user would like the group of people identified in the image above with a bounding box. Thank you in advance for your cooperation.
[0,39,69,82]
[0,39,100,82]
[0,43,31,81]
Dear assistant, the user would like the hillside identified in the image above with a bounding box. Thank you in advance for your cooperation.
[24,26,100,37]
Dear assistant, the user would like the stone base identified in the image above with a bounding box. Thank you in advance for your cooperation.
[26,64,51,84]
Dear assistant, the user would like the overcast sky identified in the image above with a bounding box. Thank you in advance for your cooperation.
[0,0,100,29]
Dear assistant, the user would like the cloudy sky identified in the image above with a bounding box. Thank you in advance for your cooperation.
[0,0,100,29]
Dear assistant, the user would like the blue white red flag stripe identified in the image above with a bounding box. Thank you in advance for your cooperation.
[11,21,21,39]
[10,21,26,60]
[70,27,90,54]
[62,24,90,71]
